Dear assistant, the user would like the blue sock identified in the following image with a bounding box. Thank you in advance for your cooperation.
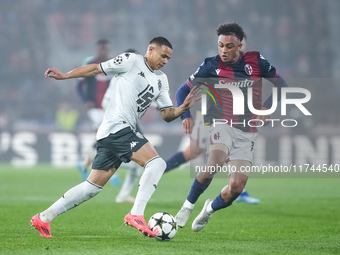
[186,179,209,204]
[211,193,232,211]
[164,152,186,172]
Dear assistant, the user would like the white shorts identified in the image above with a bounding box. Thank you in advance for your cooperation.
[191,111,209,150]
[87,108,105,129]
[208,124,257,163]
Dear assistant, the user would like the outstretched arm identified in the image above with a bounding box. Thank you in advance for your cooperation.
[161,87,200,122]
[44,63,102,80]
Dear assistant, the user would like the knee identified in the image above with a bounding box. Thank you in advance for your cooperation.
[148,156,166,173]
[158,157,167,172]
[207,153,226,167]
[196,176,213,186]
[222,180,245,199]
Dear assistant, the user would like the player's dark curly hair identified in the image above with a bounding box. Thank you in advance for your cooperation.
[216,22,245,42]
[149,36,173,49]
[97,39,110,45]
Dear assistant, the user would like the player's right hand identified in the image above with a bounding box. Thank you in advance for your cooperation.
[44,68,67,80]
[182,117,195,135]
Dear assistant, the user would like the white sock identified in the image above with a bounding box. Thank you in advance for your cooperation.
[183,199,195,210]
[116,162,140,200]
[206,201,214,214]
[130,156,166,215]
[39,180,102,223]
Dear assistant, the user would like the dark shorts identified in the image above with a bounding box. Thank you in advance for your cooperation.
[92,127,148,171]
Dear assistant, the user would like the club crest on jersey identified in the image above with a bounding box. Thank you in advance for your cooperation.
[135,131,144,139]
[138,71,145,78]
[244,64,253,75]
[158,79,162,90]
[213,132,220,140]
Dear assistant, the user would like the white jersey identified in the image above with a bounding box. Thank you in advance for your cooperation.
[96,53,173,140]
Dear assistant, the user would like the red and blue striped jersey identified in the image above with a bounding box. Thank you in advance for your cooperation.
[184,51,284,133]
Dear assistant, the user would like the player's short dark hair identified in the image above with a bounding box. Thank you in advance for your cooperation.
[125,48,139,54]
[97,39,110,45]
[149,36,173,49]
[216,22,245,42]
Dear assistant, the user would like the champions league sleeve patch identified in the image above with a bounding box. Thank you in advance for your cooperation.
[113,55,123,65]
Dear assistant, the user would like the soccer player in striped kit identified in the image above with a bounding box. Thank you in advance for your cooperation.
[175,22,287,231]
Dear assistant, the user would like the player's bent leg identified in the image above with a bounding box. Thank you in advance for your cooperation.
[31,169,114,237]
[191,172,248,232]
[197,148,228,184]
[176,175,213,228]
[222,172,248,202]
[191,173,247,230]
[124,142,165,237]
[176,147,227,228]
[87,168,116,187]
[221,160,250,202]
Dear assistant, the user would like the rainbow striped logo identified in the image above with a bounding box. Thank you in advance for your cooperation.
[198,82,222,106]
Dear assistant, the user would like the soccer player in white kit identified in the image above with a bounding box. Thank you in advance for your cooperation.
[31,37,200,238]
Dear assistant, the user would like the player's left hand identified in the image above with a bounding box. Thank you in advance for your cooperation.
[182,86,201,110]
[256,106,271,126]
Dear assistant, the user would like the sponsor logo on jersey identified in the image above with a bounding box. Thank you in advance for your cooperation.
[218,79,254,88]
[215,69,221,75]
[130,141,139,149]
[244,64,253,75]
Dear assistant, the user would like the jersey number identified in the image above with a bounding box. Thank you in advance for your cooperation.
[137,85,154,113]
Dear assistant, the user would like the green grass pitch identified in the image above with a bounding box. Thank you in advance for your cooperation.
[0,164,339,254]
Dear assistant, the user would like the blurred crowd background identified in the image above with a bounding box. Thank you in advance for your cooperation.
[0,0,339,133]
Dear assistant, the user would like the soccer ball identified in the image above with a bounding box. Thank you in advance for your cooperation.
[148,212,178,241]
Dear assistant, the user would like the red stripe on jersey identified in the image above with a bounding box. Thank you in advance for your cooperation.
[245,52,262,133]
[217,57,239,129]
